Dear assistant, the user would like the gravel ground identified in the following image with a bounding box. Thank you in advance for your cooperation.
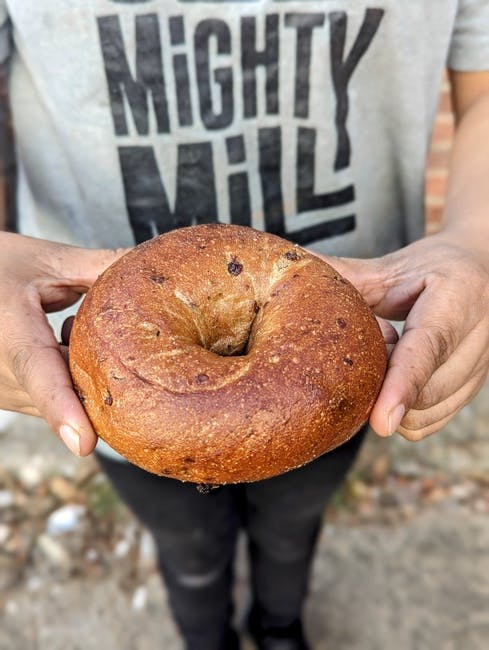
[1,413,489,650]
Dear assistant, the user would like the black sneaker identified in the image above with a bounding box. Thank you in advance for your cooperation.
[223,627,241,650]
[247,611,310,650]
[186,626,240,650]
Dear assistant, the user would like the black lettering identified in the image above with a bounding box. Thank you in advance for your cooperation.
[97,14,169,135]
[226,136,251,226]
[228,173,251,227]
[169,17,193,126]
[285,13,325,119]
[241,15,279,118]
[173,54,193,126]
[194,20,233,130]
[296,127,354,212]
[118,147,169,241]
[174,143,218,228]
[118,143,218,243]
[289,215,356,245]
[291,126,356,244]
[226,135,246,164]
[169,15,185,45]
[258,126,285,236]
[329,9,384,170]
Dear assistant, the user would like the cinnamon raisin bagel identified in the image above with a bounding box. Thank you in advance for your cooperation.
[69,224,386,484]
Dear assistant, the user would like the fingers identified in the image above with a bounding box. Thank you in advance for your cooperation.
[412,322,487,410]
[50,245,130,290]
[369,329,452,437]
[314,254,388,306]
[376,317,398,344]
[10,342,97,456]
[0,379,41,416]
[369,279,472,437]
[376,317,398,359]
[397,372,487,441]
[324,238,489,442]
[41,247,130,312]
[37,245,130,312]
[370,319,489,440]
[61,316,75,346]
[6,305,97,457]
[0,235,126,457]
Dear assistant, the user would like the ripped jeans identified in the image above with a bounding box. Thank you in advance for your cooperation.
[96,426,366,650]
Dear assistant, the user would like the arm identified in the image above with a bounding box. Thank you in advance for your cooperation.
[330,71,489,441]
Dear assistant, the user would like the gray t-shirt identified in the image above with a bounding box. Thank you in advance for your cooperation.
[1,1,488,460]
[2,1,488,257]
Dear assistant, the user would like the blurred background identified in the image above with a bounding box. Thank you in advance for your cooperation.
[1,71,489,650]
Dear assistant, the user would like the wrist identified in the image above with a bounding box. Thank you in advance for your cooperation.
[425,227,489,273]
[432,218,489,248]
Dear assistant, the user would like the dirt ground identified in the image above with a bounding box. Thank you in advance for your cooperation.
[1,413,489,650]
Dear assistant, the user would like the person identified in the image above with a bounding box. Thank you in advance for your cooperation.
[1,2,489,648]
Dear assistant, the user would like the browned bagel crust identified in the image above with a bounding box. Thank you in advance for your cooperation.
[69,224,386,483]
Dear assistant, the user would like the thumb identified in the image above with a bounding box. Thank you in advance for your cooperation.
[7,299,99,456]
[11,341,98,456]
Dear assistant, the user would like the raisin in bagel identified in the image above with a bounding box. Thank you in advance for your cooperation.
[69,224,386,484]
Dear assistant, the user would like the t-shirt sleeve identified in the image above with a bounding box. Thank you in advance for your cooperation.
[448,0,489,70]
[0,3,10,64]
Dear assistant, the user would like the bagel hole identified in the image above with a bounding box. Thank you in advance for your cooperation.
[198,299,262,357]
[208,340,248,356]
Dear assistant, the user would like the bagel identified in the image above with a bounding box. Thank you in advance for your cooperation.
[69,224,386,484]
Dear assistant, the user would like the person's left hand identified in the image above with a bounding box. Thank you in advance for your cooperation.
[322,230,489,441]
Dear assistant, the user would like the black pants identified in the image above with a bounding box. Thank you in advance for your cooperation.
[97,428,366,649]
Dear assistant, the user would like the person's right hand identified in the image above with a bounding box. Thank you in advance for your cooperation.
[0,232,128,456]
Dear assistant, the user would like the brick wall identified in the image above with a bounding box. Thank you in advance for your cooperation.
[425,73,454,234]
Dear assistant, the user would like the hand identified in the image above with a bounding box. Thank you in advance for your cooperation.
[325,232,489,441]
[0,233,128,455]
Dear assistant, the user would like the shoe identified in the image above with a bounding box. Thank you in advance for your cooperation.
[185,626,240,650]
[223,627,240,650]
[247,610,310,650]
[222,628,241,650]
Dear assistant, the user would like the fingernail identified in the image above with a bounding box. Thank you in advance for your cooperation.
[388,405,405,436]
[59,424,80,456]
